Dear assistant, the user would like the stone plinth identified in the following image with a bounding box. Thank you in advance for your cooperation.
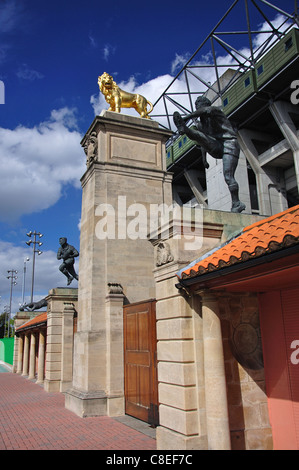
[65,111,173,417]
[13,312,31,373]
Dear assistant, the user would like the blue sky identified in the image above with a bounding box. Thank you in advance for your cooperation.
[0,0,296,313]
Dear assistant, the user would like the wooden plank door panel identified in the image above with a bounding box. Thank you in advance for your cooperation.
[124,300,158,426]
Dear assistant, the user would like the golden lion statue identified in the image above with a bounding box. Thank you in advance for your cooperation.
[98,72,153,119]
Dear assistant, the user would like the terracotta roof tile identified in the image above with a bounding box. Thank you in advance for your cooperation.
[179,204,299,280]
[16,312,47,332]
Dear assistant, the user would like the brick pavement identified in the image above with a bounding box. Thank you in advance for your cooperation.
[0,372,156,450]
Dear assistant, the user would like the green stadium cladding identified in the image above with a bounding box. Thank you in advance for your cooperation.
[221,28,299,117]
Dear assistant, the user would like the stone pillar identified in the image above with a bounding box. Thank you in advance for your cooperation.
[12,336,18,374]
[65,111,173,418]
[184,169,208,207]
[238,128,288,216]
[16,335,24,374]
[60,302,76,392]
[22,334,30,376]
[28,333,36,380]
[270,100,299,191]
[13,311,31,373]
[201,293,231,450]
[105,284,125,416]
[44,288,78,393]
[44,310,62,392]
[36,330,46,384]
[154,272,208,450]
[205,150,250,213]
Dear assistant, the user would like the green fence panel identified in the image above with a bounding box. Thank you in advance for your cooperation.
[0,338,14,365]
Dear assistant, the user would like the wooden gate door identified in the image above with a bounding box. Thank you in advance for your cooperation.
[123,299,159,426]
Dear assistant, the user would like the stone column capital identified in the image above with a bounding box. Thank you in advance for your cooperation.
[194,289,227,303]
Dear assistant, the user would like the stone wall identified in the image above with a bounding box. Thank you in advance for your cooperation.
[154,266,207,450]
[150,209,272,450]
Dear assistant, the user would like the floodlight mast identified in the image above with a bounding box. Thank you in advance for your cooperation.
[21,257,30,307]
[26,231,43,304]
[6,269,18,338]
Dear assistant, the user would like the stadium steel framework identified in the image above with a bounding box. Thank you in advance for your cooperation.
[151,0,299,130]
[151,0,299,217]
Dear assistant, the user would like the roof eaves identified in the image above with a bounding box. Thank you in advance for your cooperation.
[177,238,299,287]
[16,313,47,333]
[177,204,299,282]
[176,230,243,279]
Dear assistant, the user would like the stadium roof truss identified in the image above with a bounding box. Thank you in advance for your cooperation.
[152,0,299,131]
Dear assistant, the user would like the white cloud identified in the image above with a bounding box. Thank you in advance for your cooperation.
[171,52,191,74]
[253,14,291,49]
[0,1,29,65]
[0,107,86,223]
[16,63,44,81]
[0,44,10,65]
[88,33,97,48]
[103,44,116,61]
[0,0,23,34]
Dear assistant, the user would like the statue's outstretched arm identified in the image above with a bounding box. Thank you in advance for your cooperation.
[181,106,212,122]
